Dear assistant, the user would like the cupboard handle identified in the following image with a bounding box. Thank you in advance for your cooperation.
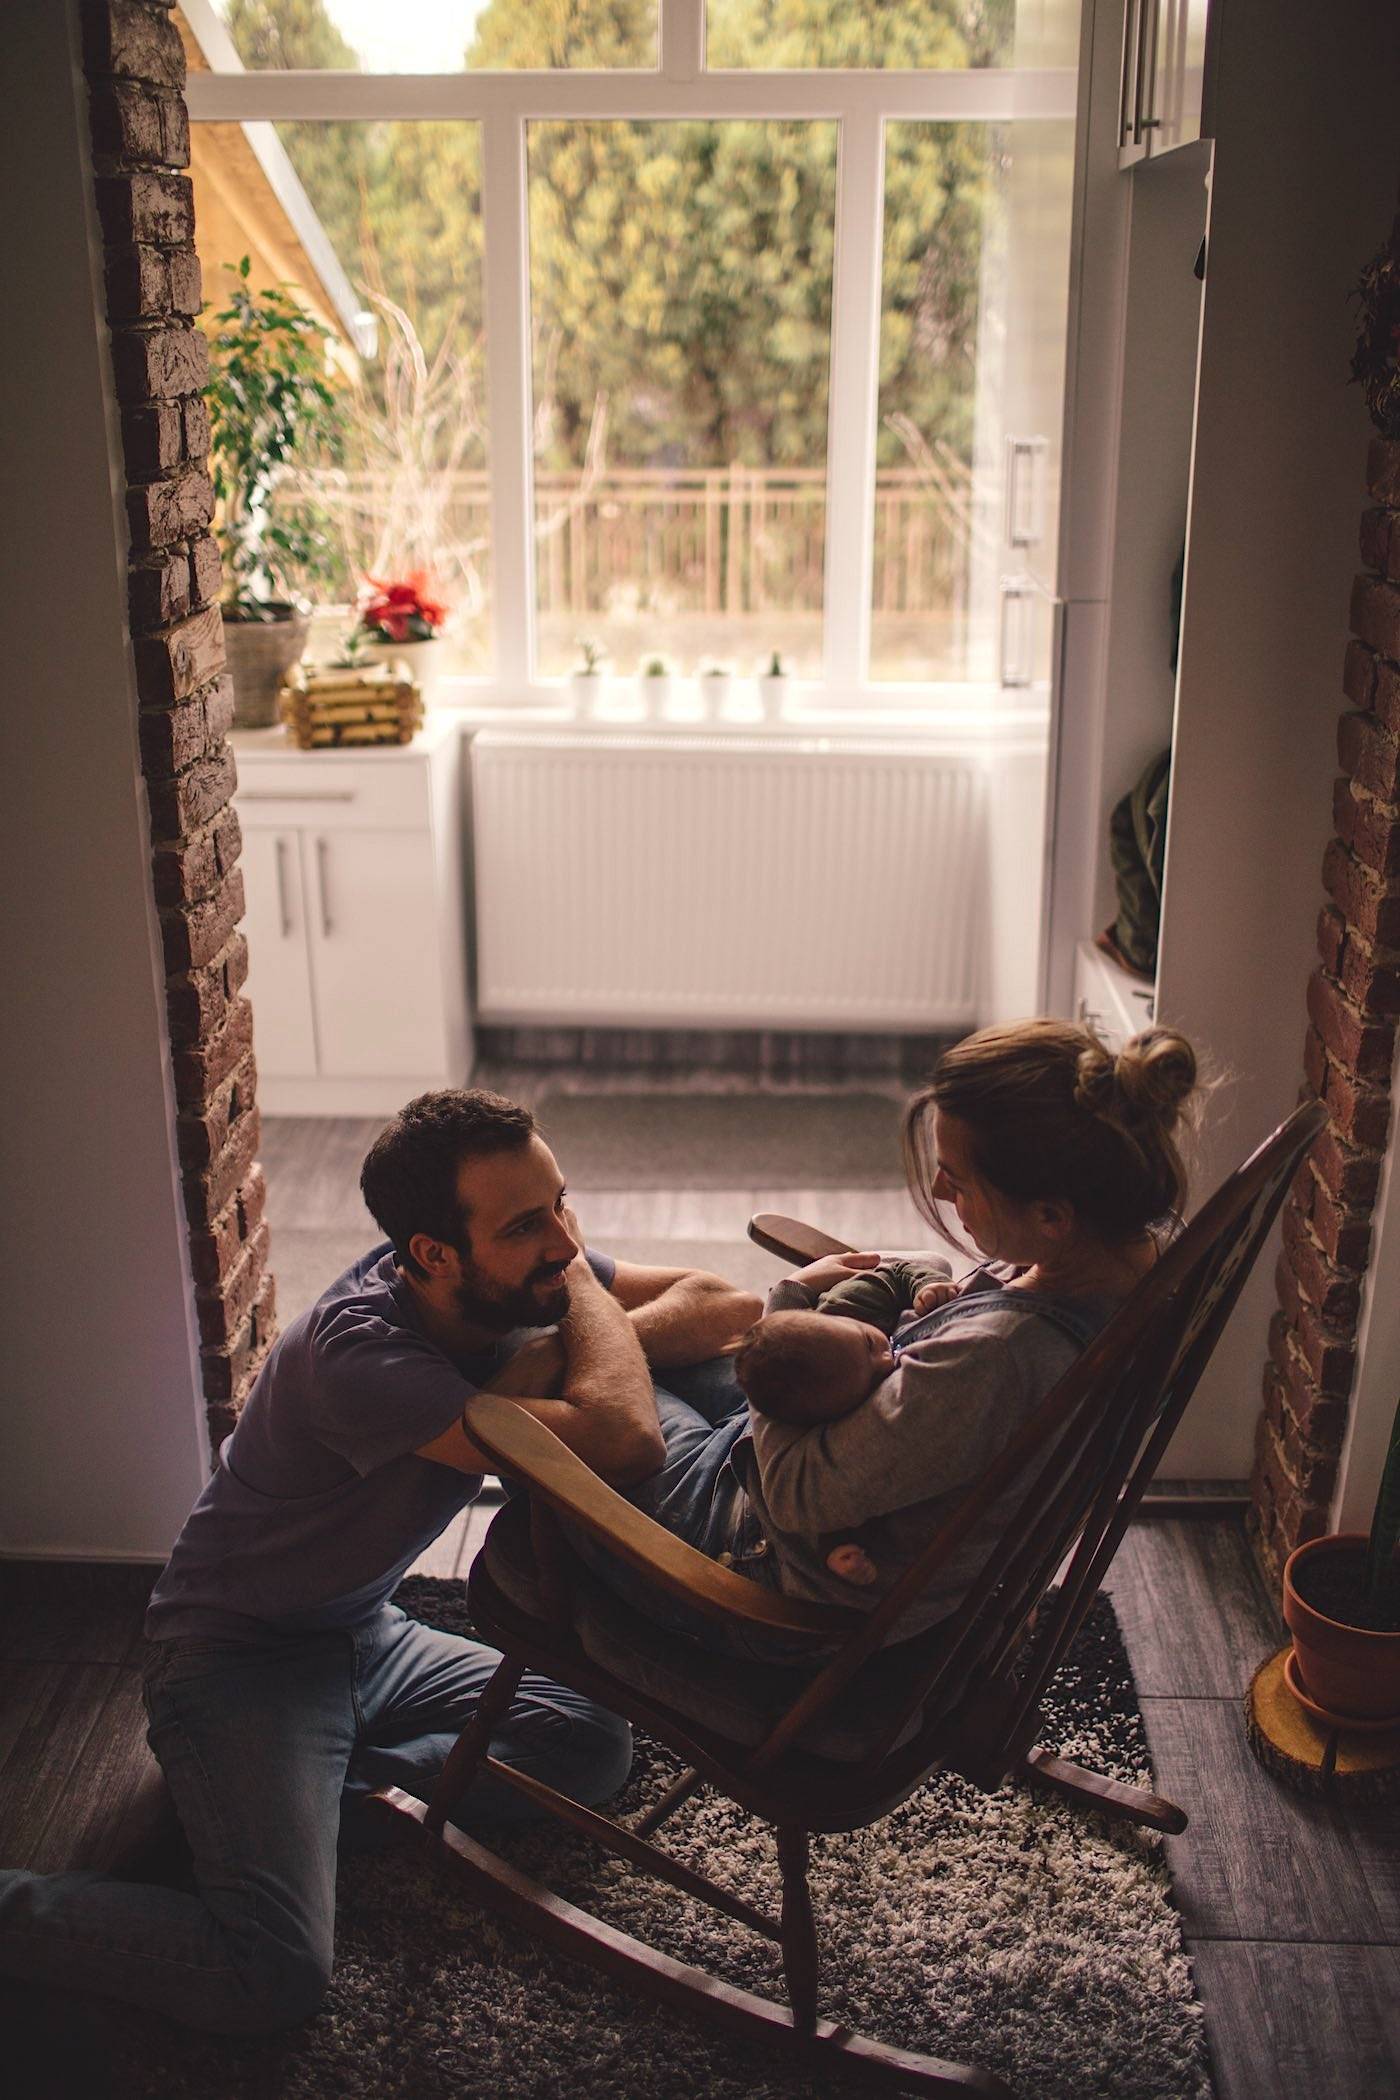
[1120,0,1140,148]
[1140,0,1162,133]
[316,836,333,938]
[1131,0,1151,144]
[239,790,356,803]
[274,836,292,938]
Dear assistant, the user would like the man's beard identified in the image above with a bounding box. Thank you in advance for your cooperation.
[452,1254,572,1334]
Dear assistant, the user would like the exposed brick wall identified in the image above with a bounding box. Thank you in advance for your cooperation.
[81,0,274,1448]
[1250,431,1400,1585]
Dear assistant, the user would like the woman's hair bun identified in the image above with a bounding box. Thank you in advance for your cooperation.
[1072,1038,1117,1114]
[1113,1026,1198,1124]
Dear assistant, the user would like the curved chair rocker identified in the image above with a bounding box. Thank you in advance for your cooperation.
[374,1100,1323,2097]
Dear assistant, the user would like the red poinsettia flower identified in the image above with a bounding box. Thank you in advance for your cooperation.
[358,571,448,643]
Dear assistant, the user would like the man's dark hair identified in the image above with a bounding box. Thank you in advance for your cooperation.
[360,1089,537,1278]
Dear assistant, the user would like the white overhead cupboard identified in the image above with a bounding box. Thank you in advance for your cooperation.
[232,714,472,1115]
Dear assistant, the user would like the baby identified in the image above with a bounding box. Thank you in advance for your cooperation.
[734,1256,966,1586]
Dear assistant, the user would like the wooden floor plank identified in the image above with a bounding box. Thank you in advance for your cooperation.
[1141,1694,1388,1944]
[1190,1939,1400,2100]
[0,1564,153,1669]
[0,1663,127,1869]
[1099,1516,1282,1699]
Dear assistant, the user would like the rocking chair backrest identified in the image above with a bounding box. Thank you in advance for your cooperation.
[746,1098,1327,1778]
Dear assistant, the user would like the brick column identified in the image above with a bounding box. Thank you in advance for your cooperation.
[81,0,274,1447]
[1251,432,1400,1585]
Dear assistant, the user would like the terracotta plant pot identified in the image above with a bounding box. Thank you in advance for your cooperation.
[1282,1532,1400,1726]
[222,606,310,730]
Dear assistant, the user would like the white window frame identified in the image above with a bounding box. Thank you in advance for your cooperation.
[183,0,1076,714]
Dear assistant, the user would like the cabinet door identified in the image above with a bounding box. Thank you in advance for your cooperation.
[239,828,319,1076]
[301,830,449,1079]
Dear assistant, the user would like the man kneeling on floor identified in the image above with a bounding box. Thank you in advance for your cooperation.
[0,1090,762,2036]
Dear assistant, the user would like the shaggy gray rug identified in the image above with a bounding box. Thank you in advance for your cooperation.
[87,1588,1212,2100]
[535,1090,906,1187]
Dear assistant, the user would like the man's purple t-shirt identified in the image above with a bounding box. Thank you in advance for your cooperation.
[145,1242,615,1643]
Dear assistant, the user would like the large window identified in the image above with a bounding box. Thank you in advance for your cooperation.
[183,0,1079,705]
[528,118,836,677]
[262,120,493,670]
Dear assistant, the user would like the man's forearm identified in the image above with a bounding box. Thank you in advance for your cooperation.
[629,1275,764,1368]
[559,1268,665,1480]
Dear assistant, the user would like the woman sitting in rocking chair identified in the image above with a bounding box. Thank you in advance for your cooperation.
[585,1017,1202,1659]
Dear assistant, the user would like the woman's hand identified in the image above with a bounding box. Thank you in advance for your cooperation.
[790,1250,883,1295]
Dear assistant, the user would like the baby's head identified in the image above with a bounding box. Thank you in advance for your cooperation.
[734,1310,894,1426]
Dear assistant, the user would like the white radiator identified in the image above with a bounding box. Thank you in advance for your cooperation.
[469,732,986,1030]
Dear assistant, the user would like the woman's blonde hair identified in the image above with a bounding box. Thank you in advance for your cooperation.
[902,1019,1200,1245]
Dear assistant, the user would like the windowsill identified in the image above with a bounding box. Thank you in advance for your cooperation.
[421,679,1052,740]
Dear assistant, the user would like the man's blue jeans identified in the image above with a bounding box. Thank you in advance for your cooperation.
[0,1606,630,2035]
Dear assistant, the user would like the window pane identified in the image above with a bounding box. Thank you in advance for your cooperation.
[871,122,1002,683]
[528,120,836,679]
[705,1,1014,71]
[191,117,492,673]
[203,1,657,72]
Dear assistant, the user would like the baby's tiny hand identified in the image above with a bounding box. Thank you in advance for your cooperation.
[825,1542,879,1587]
[912,1279,958,1315]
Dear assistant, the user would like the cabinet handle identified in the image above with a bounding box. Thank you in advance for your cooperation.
[239,789,356,803]
[1140,0,1163,134]
[316,836,333,938]
[274,835,293,938]
[1120,0,1141,148]
[1132,0,1151,144]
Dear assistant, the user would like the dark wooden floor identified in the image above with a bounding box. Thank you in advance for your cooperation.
[1100,1526,1400,2098]
[3,1521,1396,2096]
[4,1104,1398,2096]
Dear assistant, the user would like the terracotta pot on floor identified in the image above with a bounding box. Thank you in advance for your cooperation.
[1282,1532,1400,1726]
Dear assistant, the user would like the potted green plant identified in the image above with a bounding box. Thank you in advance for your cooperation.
[758,648,789,724]
[356,572,448,704]
[638,652,679,722]
[207,260,347,728]
[570,637,609,715]
[697,659,732,721]
[1282,1391,1400,1726]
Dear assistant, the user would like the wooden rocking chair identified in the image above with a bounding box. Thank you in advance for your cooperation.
[374,1099,1323,2097]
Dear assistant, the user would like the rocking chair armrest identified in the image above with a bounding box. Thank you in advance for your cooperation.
[747,1213,857,1266]
[463,1391,861,1639]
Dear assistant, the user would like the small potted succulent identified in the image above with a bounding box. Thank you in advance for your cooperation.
[638,652,678,721]
[758,648,789,723]
[206,259,347,728]
[357,572,447,703]
[697,660,733,720]
[1282,1390,1400,1727]
[570,637,609,716]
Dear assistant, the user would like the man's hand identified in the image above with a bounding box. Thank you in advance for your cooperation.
[483,1332,566,1398]
[790,1250,883,1297]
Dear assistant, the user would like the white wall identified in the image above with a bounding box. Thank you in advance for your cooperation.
[0,0,209,1557]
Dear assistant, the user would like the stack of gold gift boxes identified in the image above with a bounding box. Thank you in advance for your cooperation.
[278,664,424,749]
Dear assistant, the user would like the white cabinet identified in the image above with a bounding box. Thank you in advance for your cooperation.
[232,716,472,1114]
[1119,0,1216,167]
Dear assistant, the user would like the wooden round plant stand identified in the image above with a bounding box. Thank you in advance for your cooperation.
[1246,1647,1400,1803]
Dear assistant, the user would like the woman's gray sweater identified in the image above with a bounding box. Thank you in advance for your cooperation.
[738,1269,1115,1638]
